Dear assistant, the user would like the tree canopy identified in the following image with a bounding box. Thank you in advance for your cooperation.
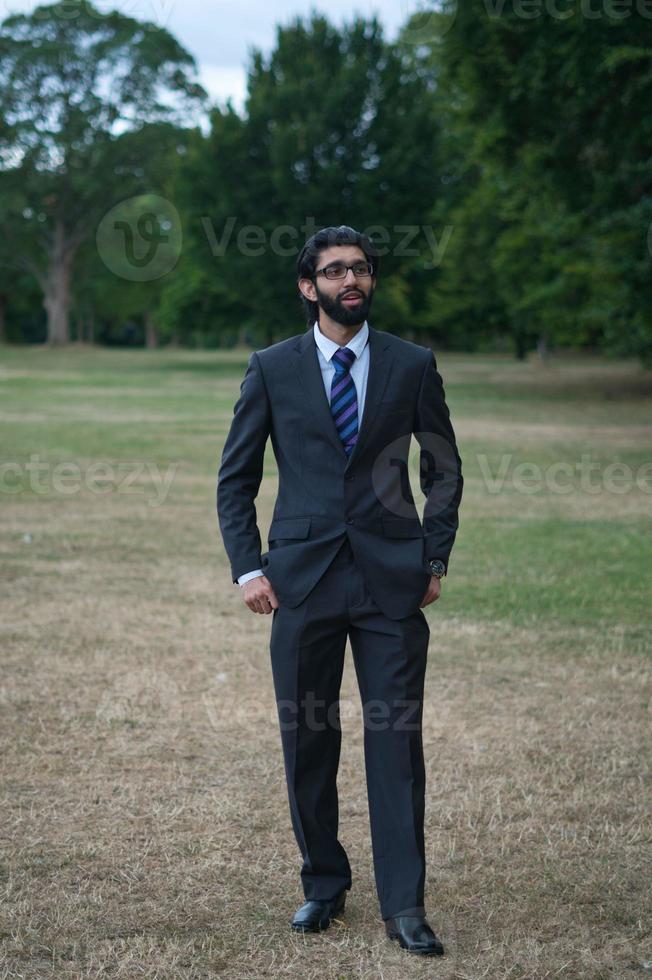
[1,2,650,362]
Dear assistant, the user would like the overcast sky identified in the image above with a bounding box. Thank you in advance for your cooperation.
[2,0,415,113]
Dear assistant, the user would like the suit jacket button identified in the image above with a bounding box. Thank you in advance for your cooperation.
[345,518,354,525]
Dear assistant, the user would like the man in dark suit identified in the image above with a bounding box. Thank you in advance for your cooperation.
[217,225,463,957]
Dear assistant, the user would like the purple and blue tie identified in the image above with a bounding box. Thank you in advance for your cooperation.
[330,347,358,456]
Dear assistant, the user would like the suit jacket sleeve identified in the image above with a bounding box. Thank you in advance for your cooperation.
[217,351,271,584]
[413,350,464,569]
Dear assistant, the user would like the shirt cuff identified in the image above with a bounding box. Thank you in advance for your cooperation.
[237,569,264,586]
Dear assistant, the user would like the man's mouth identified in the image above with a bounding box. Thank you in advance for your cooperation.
[341,293,363,306]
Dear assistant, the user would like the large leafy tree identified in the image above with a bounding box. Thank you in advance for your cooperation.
[164,14,446,346]
[0,1,207,344]
[423,0,652,362]
[69,122,196,347]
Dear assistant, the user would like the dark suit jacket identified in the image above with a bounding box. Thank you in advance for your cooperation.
[217,324,463,620]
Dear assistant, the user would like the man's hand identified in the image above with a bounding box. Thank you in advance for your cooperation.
[419,575,442,608]
[241,574,279,614]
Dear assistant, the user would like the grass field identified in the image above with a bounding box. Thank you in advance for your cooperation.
[1,342,650,979]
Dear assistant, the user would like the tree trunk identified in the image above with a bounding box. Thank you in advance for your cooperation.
[536,332,550,362]
[144,310,159,348]
[514,325,528,360]
[43,219,73,345]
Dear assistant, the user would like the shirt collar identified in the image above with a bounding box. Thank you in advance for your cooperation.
[313,319,369,362]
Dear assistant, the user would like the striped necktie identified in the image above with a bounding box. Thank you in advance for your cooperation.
[330,347,358,456]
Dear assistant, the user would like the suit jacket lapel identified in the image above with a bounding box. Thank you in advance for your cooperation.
[293,324,394,469]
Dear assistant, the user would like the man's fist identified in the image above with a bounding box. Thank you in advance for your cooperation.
[419,574,442,608]
[241,574,279,614]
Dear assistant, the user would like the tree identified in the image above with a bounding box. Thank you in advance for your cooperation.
[428,0,652,362]
[0,1,207,344]
[164,14,446,346]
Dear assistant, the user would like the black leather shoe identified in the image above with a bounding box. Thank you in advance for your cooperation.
[291,889,347,932]
[385,915,445,955]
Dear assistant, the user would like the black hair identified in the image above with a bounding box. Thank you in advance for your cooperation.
[296,224,380,327]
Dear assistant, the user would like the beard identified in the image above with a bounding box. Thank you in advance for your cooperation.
[315,281,375,327]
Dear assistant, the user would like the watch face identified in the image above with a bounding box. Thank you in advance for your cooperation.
[429,559,445,576]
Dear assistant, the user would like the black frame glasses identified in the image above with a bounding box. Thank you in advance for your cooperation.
[314,260,374,280]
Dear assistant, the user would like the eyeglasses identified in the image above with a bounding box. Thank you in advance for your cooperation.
[314,261,374,280]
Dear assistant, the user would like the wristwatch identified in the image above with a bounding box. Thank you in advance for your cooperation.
[428,558,446,579]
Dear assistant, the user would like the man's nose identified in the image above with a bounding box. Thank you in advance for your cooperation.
[342,268,359,286]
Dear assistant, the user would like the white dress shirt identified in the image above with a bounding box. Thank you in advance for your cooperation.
[237,320,370,586]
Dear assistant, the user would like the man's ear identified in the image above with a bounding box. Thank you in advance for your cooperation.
[298,277,317,301]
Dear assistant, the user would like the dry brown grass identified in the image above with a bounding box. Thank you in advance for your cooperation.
[2,585,649,978]
[1,347,650,979]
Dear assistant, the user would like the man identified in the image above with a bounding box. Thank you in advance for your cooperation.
[217,225,463,957]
